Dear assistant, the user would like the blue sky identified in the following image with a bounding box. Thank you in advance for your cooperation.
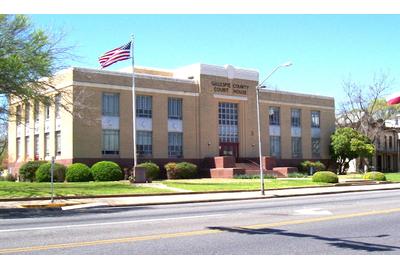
[30,14,400,104]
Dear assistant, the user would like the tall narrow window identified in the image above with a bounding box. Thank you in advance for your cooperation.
[218,102,238,143]
[16,138,21,158]
[102,93,120,116]
[269,107,280,126]
[25,136,30,158]
[270,136,281,157]
[312,138,321,157]
[389,136,393,149]
[291,109,301,127]
[34,135,39,160]
[16,105,22,124]
[45,133,50,157]
[25,103,30,125]
[34,101,40,122]
[168,132,183,158]
[136,96,152,118]
[137,130,152,157]
[292,137,302,158]
[168,98,182,120]
[311,111,320,128]
[55,95,61,119]
[55,131,61,156]
[45,104,50,120]
[102,130,120,155]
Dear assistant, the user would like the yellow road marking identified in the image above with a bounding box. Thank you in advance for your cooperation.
[1,207,400,254]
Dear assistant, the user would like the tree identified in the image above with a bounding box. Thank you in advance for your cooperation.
[330,127,375,175]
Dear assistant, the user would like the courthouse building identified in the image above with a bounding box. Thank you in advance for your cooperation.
[8,63,335,175]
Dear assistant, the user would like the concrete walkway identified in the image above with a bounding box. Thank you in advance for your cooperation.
[1,182,400,209]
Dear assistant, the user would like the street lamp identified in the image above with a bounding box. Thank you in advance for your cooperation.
[256,61,293,195]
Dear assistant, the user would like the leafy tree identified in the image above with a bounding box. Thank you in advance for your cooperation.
[330,127,375,174]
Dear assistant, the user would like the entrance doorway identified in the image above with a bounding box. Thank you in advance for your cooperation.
[219,142,239,159]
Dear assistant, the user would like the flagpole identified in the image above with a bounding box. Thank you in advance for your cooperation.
[131,35,137,182]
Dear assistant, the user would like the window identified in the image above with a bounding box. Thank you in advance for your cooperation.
[16,105,22,124]
[168,98,182,120]
[384,136,387,150]
[311,111,320,128]
[270,136,281,157]
[34,101,40,122]
[25,103,30,124]
[269,107,280,126]
[55,95,61,119]
[25,136,30,158]
[312,138,321,157]
[292,137,302,158]
[377,137,381,149]
[389,136,393,149]
[55,131,61,156]
[136,96,152,118]
[102,93,120,116]
[16,138,21,158]
[102,130,119,155]
[45,104,50,120]
[34,135,39,160]
[137,131,152,157]
[291,109,301,127]
[218,102,238,143]
[168,132,183,158]
[45,133,50,157]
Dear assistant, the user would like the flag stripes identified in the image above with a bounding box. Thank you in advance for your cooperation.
[99,41,131,68]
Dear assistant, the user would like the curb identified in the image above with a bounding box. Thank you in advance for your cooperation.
[0,181,393,202]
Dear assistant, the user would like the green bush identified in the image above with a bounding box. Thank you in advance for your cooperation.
[91,161,123,182]
[137,162,160,180]
[66,163,93,182]
[35,163,67,182]
[175,162,198,179]
[312,171,338,183]
[300,160,326,174]
[363,172,386,181]
[164,162,178,179]
[19,161,47,182]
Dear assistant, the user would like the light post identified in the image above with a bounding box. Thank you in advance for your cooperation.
[256,62,292,195]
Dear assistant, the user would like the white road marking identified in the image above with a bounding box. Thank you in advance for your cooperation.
[293,208,332,216]
[0,213,226,233]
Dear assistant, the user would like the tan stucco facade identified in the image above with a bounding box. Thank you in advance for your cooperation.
[8,63,335,174]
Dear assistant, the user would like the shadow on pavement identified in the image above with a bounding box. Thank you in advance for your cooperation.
[208,226,400,253]
[0,206,152,219]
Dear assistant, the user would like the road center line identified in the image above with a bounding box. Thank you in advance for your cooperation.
[1,207,400,254]
[0,213,226,233]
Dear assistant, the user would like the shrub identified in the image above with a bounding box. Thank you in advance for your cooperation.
[300,160,326,174]
[312,171,338,183]
[35,163,67,182]
[175,162,198,179]
[91,161,123,182]
[19,161,47,182]
[363,172,386,181]
[66,163,93,182]
[164,162,178,179]
[137,162,160,180]
[0,174,16,181]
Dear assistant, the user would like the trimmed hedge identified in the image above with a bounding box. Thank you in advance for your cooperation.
[19,161,47,182]
[66,163,93,182]
[91,161,123,182]
[312,171,338,183]
[165,162,178,179]
[175,162,198,179]
[35,163,67,182]
[137,162,160,180]
[300,160,326,174]
[363,172,386,181]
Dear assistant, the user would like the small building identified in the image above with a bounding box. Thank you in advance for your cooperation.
[7,63,336,176]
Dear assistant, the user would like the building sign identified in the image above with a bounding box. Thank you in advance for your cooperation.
[211,81,249,95]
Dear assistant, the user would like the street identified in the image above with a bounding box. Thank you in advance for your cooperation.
[1,189,400,254]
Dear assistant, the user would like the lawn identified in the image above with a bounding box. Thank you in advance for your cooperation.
[161,178,331,192]
[0,181,173,199]
[383,173,400,182]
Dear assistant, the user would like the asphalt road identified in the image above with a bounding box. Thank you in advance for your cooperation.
[1,189,400,254]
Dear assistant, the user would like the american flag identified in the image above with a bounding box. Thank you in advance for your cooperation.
[99,41,131,68]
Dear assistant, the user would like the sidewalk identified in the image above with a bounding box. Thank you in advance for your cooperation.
[1,182,400,209]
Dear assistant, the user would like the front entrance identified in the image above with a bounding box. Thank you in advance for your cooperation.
[219,142,239,159]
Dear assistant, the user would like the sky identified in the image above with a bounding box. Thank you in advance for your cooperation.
[30,14,400,105]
